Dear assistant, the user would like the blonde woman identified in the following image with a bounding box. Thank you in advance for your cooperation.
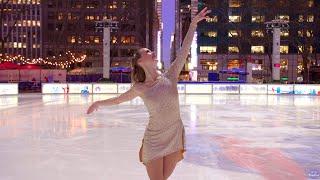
[87,7,210,180]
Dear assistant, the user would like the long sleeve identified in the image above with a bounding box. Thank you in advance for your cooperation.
[165,23,197,82]
[99,83,140,105]
[116,83,141,104]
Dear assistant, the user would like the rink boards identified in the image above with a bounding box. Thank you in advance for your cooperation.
[1,83,320,95]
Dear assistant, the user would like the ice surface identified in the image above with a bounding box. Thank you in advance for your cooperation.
[0,94,319,180]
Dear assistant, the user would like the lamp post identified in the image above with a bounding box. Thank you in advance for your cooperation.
[265,19,289,82]
[95,20,119,79]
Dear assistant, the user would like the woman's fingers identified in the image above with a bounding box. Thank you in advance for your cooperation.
[87,107,92,114]
[200,9,211,18]
[199,7,207,15]
[194,7,211,23]
[86,104,96,114]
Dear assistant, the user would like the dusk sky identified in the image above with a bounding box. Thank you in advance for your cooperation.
[162,0,175,69]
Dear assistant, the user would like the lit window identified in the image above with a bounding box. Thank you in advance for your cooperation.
[307,30,313,37]
[229,16,241,22]
[280,46,289,54]
[308,0,314,7]
[278,15,289,21]
[228,30,240,37]
[16,20,22,26]
[122,1,129,8]
[298,46,303,53]
[251,46,264,54]
[84,38,90,44]
[298,45,313,54]
[13,42,18,48]
[206,31,217,37]
[228,46,239,53]
[252,60,263,70]
[85,15,95,20]
[112,36,118,44]
[57,13,63,20]
[200,60,218,71]
[121,36,133,44]
[299,30,313,37]
[229,0,242,7]
[94,37,100,43]
[206,16,218,23]
[109,1,117,9]
[13,42,23,48]
[227,59,240,69]
[280,59,288,71]
[280,30,289,37]
[69,36,76,43]
[297,58,303,74]
[200,46,217,54]
[251,30,264,37]
[298,15,304,22]
[307,15,314,22]
[252,15,265,23]
[309,45,314,53]
[32,44,40,48]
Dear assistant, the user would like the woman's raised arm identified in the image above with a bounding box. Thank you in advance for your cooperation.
[165,7,211,81]
[86,84,140,114]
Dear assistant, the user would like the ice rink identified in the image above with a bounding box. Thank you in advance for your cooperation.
[0,94,319,180]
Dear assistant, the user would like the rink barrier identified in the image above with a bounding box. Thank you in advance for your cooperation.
[1,83,320,96]
[0,83,18,95]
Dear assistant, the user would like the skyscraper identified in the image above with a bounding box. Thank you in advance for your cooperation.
[0,0,42,59]
[176,0,320,83]
[41,0,158,72]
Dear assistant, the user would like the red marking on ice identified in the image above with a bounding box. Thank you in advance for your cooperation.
[212,136,306,180]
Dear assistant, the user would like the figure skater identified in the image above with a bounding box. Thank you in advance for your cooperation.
[87,7,211,180]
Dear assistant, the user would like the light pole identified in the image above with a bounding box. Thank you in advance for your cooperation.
[265,19,289,82]
[95,20,119,79]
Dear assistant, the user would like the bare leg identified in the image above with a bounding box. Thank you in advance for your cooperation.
[145,157,164,180]
[163,151,183,180]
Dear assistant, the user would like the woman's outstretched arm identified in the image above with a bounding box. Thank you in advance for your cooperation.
[166,7,211,81]
[86,84,139,114]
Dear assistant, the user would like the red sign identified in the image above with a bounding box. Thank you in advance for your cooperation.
[274,63,280,68]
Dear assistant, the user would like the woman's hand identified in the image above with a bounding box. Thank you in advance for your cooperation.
[86,101,100,114]
[191,7,211,25]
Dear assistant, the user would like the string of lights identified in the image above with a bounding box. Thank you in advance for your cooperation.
[0,51,87,69]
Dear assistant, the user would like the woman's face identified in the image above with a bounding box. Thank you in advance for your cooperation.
[137,48,157,68]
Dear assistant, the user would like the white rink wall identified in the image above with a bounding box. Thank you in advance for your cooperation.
[1,83,320,95]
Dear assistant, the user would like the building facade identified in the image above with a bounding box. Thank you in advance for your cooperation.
[41,0,158,73]
[176,0,320,83]
[0,0,42,59]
